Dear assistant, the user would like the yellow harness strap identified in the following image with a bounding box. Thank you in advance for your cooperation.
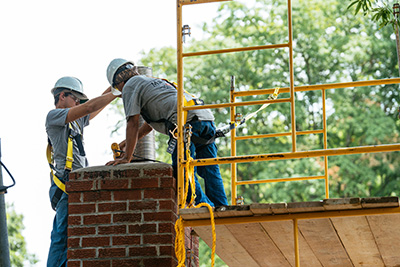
[160,78,203,123]
[46,123,74,194]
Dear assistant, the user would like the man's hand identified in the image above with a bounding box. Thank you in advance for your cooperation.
[106,157,131,166]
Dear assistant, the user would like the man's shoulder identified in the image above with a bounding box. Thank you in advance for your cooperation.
[46,108,69,127]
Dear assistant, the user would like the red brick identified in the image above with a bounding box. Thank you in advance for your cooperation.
[98,202,127,212]
[68,237,81,248]
[67,260,81,267]
[68,248,96,259]
[83,191,112,202]
[144,188,175,200]
[69,193,82,203]
[68,226,96,237]
[83,214,111,225]
[69,203,96,215]
[129,200,157,211]
[143,211,175,222]
[98,179,129,190]
[143,234,174,245]
[113,190,141,201]
[129,223,157,234]
[82,236,110,247]
[142,257,176,267]
[98,247,126,258]
[158,223,175,234]
[112,169,141,179]
[82,260,111,267]
[111,259,142,267]
[159,199,177,212]
[128,246,157,257]
[67,180,96,192]
[159,245,175,256]
[83,170,111,179]
[160,177,176,189]
[130,177,159,189]
[69,172,82,180]
[113,213,141,223]
[98,225,127,235]
[112,235,141,246]
[143,167,172,177]
[68,215,82,226]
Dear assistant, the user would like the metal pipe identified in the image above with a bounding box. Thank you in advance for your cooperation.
[177,0,185,210]
[180,0,231,6]
[232,78,400,97]
[133,66,156,161]
[236,175,325,185]
[230,76,237,205]
[288,0,296,153]
[183,43,289,57]
[393,3,400,76]
[0,139,11,267]
[188,143,400,167]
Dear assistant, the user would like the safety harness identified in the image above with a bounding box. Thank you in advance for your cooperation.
[46,122,85,210]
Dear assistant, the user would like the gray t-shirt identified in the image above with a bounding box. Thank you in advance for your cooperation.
[122,75,214,134]
[46,108,90,177]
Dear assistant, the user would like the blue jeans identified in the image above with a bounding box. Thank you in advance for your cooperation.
[172,121,228,207]
[47,191,68,267]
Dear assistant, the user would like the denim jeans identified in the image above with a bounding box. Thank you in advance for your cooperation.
[172,120,228,207]
[47,191,68,267]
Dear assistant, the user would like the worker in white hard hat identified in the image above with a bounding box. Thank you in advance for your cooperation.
[45,76,116,267]
[105,58,228,208]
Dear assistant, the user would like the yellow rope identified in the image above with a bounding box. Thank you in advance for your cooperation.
[174,144,217,267]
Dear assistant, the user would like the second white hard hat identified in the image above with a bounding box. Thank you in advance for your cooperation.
[106,58,134,96]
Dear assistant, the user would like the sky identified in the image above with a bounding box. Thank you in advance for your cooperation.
[0,0,221,264]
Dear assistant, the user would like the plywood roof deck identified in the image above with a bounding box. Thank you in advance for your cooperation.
[180,197,400,266]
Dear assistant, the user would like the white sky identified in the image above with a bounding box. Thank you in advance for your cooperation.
[0,0,221,264]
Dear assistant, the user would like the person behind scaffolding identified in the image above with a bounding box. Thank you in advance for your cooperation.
[105,58,228,208]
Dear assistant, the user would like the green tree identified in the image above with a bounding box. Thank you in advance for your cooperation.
[7,203,38,267]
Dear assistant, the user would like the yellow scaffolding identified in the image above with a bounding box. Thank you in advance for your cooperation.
[175,0,400,265]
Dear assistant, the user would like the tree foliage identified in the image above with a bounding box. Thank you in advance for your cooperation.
[7,203,38,267]
[113,0,399,265]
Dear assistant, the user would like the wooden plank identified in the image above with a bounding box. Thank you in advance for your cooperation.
[270,202,288,214]
[299,218,353,266]
[226,223,291,267]
[194,224,259,267]
[367,214,400,267]
[214,205,253,218]
[361,196,399,209]
[287,201,324,213]
[250,203,272,215]
[261,221,322,266]
[323,198,361,210]
[331,216,384,266]
[179,207,211,220]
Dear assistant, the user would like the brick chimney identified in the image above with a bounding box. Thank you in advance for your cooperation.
[65,162,199,267]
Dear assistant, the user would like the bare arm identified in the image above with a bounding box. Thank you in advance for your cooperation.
[118,121,153,151]
[106,115,140,166]
[65,88,116,124]
[89,86,113,120]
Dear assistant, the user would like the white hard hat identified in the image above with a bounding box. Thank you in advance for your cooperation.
[51,76,88,101]
[106,58,134,96]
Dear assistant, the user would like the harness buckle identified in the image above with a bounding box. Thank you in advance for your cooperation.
[169,125,178,140]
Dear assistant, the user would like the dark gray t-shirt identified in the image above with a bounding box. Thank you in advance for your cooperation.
[46,108,90,177]
[122,75,214,134]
